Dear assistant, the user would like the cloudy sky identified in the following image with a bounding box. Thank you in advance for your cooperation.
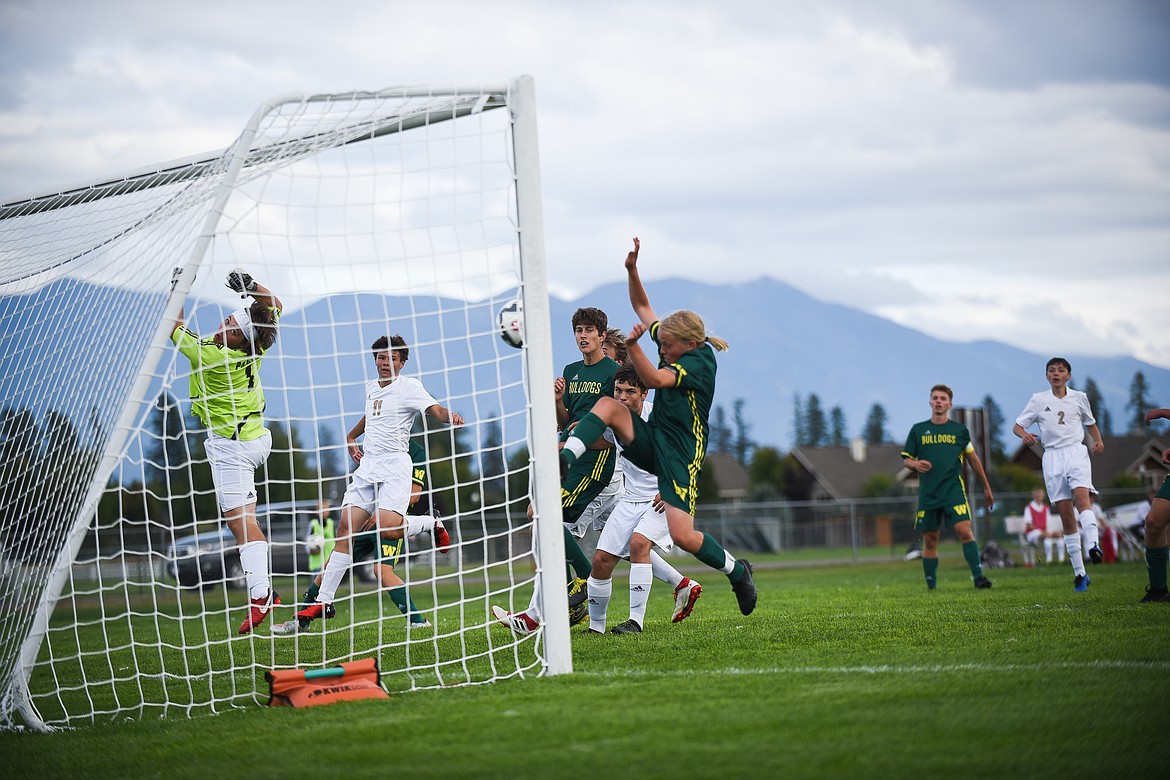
[2,0,1168,367]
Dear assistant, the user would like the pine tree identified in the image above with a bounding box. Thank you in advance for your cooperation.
[805,394,826,447]
[1127,370,1154,433]
[1082,377,1112,436]
[862,403,888,445]
[792,394,807,448]
[829,406,847,446]
[981,395,1007,462]
[732,399,755,464]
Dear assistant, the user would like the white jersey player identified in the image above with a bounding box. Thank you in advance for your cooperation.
[297,335,463,626]
[585,366,703,634]
[1013,357,1105,592]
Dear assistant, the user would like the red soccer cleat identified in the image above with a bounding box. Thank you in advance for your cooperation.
[433,519,451,554]
[238,590,280,634]
[671,577,703,623]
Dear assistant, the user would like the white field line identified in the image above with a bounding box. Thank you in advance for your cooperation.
[576,659,1170,678]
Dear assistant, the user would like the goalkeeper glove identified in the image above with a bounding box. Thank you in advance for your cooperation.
[225,268,258,295]
[170,267,183,292]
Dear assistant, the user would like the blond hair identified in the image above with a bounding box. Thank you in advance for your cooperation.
[659,310,729,352]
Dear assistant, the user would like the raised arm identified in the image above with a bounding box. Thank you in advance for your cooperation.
[625,237,657,328]
[625,323,678,390]
[427,404,464,428]
[226,268,282,313]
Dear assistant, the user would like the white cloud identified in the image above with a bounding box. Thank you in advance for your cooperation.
[1,0,1168,367]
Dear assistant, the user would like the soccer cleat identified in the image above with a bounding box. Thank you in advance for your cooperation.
[408,618,433,629]
[491,605,539,636]
[730,559,757,616]
[569,599,589,626]
[585,627,604,635]
[973,576,993,590]
[238,590,280,634]
[1139,586,1170,603]
[567,577,588,607]
[610,619,642,635]
[295,601,336,623]
[1088,546,1103,564]
[271,618,310,636]
[432,520,451,554]
[1074,574,1091,593]
[671,577,703,623]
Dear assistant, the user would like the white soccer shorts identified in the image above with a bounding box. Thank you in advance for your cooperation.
[342,451,412,518]
[596,498,673,558]
[1041,444,1097,503]
[205,431,271,513]
[566,470,623,539]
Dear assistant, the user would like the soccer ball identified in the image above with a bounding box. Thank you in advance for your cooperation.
[498,299,524,349]
[307,534,324,555]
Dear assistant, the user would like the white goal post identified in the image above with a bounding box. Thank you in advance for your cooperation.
[0,76,569,731]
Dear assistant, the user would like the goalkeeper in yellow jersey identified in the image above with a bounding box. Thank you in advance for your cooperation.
[170,267,282,634]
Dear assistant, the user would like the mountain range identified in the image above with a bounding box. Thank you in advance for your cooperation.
[3,277,1166,460]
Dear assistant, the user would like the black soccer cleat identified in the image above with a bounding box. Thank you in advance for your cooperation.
[973,576,993,589]
[1139,586,1170,603]
[610,619,642,635]
[569,599,589,626]
[1088,546,1103,564]
[730,559,757,616]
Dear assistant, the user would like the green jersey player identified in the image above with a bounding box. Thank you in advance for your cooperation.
[902,384,995,590]
[557,238,757,618]
[170,267,282,634]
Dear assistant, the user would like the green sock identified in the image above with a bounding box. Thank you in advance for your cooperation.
[563,525,592,579]
[1147,546,1169,590]
[923,557,939,589]
[563,413,607,466]
[388,585,423,622]
[962,540,984,579]
[696,533,737,579]
[302,581,321,606]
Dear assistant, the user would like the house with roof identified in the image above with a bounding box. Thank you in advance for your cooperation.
[789,439,907,501]
[1010,434,1168,492]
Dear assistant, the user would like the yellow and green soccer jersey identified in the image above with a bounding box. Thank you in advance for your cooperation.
[901,419,974,510]
[648,321,717,474]
[170,308,279,441]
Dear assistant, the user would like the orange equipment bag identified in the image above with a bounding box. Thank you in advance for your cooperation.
[266,657,389,707]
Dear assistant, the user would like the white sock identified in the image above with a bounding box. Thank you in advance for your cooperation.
[404,515,431,538]
[587,576,610,632]
[1078,509,1099,548]
[1044,538,1055,562]
[317,551,352,604]
[563,437,586,459]
[629,563,653,627]
[650,550,683,588]
[1064,534,1085,577]
[238,541,271,600]
[721,551,736,575]
[527,579,542,623]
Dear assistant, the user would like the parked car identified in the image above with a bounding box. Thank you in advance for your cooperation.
[162,500,321,589]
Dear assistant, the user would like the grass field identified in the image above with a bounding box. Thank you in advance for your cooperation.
[2,555,1167,779]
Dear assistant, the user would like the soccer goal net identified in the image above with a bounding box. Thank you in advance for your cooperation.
[0,77,570,731]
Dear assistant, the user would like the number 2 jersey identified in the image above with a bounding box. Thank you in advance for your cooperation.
[1014,389,1096,450]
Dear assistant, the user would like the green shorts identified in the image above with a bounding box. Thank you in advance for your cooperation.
[561,447,617,523]
[1157,473,1170,503]
[351,530,404,568]
[620,409,701,515]
[914,502,973,532]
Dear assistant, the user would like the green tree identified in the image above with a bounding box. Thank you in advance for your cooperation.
[862,403,888,445]
[792,394,806,448]
[829,406,847,446]
[710,405,733,456]
[805,394,826,448]
[732,398,754,464]
[479,416,508,508]
[1127,370,1154,433]
[981,395,1007,463]
[1082,377,1112,436]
